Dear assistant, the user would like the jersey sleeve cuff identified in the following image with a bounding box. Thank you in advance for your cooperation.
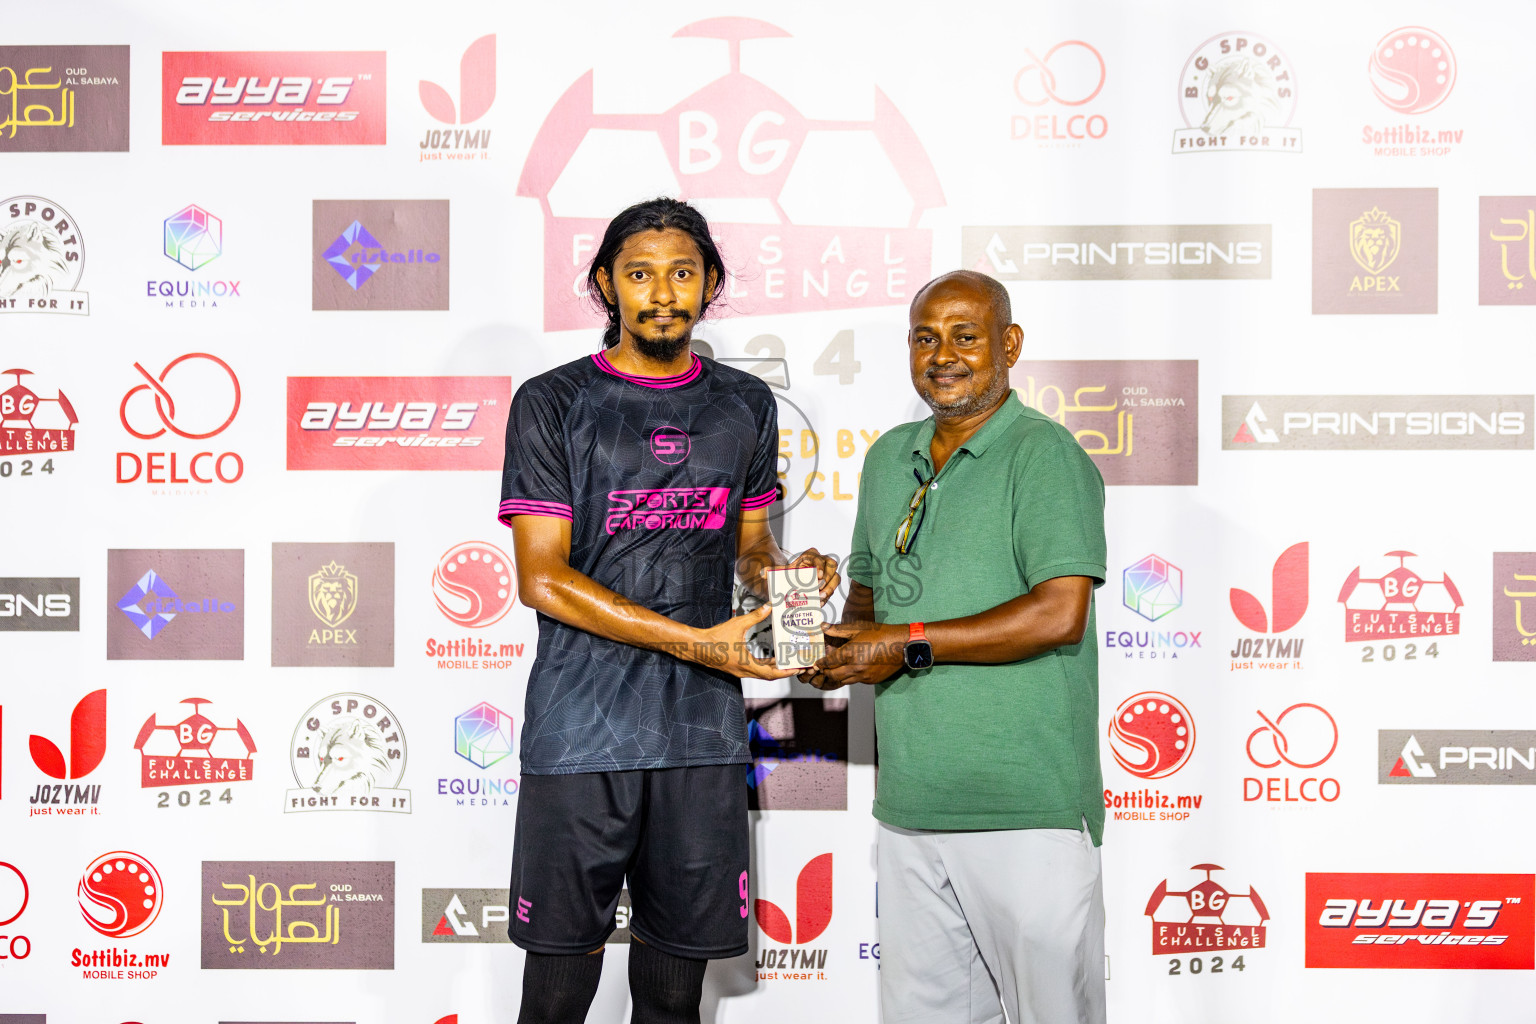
[498,498,574,526]
[740,488,778,511]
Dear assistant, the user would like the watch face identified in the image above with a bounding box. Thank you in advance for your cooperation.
[904,640,934,670]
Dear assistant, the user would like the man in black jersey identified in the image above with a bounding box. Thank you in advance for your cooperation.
[499,197,837,1024]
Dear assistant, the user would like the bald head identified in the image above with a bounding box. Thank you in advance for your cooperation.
[911,270,1012,334]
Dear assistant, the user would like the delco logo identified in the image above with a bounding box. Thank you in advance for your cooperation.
[604,487,730,534]
[286,377,506,471]
[1306,873,1535,969]
[161,52,386,145]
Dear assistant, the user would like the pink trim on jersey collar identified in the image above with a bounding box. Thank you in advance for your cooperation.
[591,349,703,389]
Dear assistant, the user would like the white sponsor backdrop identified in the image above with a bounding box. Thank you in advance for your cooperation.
[4,1,1536,1022]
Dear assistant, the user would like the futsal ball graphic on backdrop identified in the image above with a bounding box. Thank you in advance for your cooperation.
[1146,864,1269,955]
[1109,692,1195,780]
[1,368,77,460]
[518,16,944,329]
[78,851,163,938]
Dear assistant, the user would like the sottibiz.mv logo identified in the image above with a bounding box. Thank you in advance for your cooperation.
[1307,873,1534,969]
[755,854,831,977]
[519,17,943,328]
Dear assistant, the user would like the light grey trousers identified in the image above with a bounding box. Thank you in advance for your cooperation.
[877,821,1107,1024]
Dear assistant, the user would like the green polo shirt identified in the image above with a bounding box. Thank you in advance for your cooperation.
[848,392,1107,842]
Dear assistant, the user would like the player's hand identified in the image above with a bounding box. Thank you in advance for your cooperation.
[692,604,800,680]
[787,547,840,601]
[799,622,906,690]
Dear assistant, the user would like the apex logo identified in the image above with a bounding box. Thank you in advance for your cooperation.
[1230,542,1308,633]
[30,689,106,780]
[420,35,495,125]
[756,853,832,945]
[1390,735,1436,778]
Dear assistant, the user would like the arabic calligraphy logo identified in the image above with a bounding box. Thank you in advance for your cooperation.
[1488,204,1535,295]
[1370,27,1455,115]
[79,851,164,938]
[1014,41,1105,106]
[1506,570,1536,647]
[119,352,241,440]
[455,702,514,769]
[1349,207,1402,275]
[164,205,223,271]
[420,34,495,124]
[1109,692,1195,780]
[432,541,515,628]
[1123,555,1183,621]
[308,561,358,629]
[1246,704,1338,770]
[0,64,75,140]
[212,875,335,955]
[1016,377,1131,456]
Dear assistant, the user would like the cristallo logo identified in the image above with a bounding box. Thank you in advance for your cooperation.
[518,17,943,329]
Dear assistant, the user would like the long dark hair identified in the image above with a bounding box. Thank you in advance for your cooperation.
[586,197,728,349]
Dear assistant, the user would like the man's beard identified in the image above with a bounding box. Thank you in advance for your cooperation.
[633,333,692,363]
[919,368,1011,420]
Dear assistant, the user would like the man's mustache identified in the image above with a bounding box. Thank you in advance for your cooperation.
[638,308,693,323]
[925,366,971,378]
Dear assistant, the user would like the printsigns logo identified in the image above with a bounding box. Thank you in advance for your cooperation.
[1,368,77,466]
[419,34,495,160]
[1313,188,1438,314]
[79,852,164,938]
[433,542,515,628]
[29,689,106,814]
[0,47,130,152]
[1364,29,1463,158]
[1380,730,1536,785]
[116,353,245,487]
[1221,395,1532,451]
[203,861,394,969]
[1338,551,1461,644]
[422,888,511,943]
[744,698,847,811]
[107,549,243,660]
[162,51,386,145]
[286,694,410,814]
[519,17,943,328]
[134,697,255,793]
[0,196,88,315]
[1480,198,1536,305]
[312,200,448,310]
[1305,873,1534,969]
[272,543,394,668]
[1494,553,1536,661]
[286,376,505,470]
[1010,41,1108,145]
[964,225,1270,281]
[0,577,78,632]
[1244,704,1341,803]
[1014,361,1197,485]
[1174,32,1300,153]
[1146,865,1269,955]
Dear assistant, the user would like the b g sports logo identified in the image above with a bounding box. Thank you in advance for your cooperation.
[161,51,386,145]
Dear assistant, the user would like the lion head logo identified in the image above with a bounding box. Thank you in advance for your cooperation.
[1200,58,1284,137]
[0,220,70,298]
[309,718,393,795]
[307,560,358,628]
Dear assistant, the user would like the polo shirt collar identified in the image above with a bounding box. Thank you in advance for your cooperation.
[909,391,1027,471]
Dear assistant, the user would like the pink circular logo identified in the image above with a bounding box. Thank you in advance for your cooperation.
[78,852,163,938]
[1370,27,1455,114]
[650,425,690,465]
[1108,692,1195,780]
[433,541,516,628]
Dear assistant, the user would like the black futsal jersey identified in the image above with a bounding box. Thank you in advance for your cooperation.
[498,350,779,775]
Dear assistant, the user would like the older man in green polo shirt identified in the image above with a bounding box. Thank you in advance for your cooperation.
[804,269,1107,1024]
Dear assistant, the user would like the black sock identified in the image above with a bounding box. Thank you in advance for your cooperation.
[517,950,605,1024]
[629,939,707,1024]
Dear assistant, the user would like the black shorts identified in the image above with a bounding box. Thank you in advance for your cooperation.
[507,764,749,959]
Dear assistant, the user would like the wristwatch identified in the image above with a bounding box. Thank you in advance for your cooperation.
[903,622,934,670]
